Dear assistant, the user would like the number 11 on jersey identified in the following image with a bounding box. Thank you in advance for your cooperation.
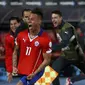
[26,47,32,55]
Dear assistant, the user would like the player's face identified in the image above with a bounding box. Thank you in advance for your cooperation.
[10,20,20,33]
[51,13,62,28]
[23,11,31,24]
[76,28,82,34]
[29,13,41,30]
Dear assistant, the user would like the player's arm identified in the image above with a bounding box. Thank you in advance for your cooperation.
[27,40,52,80]
[33,40,52,75]
[5,37,13,82]
[27,52,52,80]
[5,37,12,73]
[34,52,52,75]
[12,44,19,73]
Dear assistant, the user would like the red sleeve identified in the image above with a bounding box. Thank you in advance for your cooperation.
[5,35,14,73]
[41,38,52,54]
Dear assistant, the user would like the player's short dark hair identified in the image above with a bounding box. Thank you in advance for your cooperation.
[52,10,62,17]
[32,7,43,20]
[22,9,31,17]
[9,16,21,23]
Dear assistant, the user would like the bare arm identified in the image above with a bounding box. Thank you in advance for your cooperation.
[27,53,52,80]
[52,51,61,58]
[34,53,52,75]
[12,45,19,68]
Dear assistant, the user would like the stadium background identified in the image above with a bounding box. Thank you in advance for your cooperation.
[0,0,85,84]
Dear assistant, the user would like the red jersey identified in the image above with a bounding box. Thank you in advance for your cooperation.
[16,29,52,75]
[5,33,14,73]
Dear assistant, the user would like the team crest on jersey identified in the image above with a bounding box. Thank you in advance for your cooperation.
[34,41,39,47]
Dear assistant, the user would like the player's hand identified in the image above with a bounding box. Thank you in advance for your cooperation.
[13,67,18,74]
[27,73,35,80]
[7,73,13,83]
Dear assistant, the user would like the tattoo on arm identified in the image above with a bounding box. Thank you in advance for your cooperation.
[13,45,19,67]
[33,53,51,75]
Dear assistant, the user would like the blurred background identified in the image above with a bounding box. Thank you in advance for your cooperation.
[0,0,85,31]
[0,0,85,85]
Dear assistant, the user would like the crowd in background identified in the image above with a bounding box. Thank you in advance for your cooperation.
[0,7,85,85]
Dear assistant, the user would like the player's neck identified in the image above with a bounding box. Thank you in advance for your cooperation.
[29,27,40,36]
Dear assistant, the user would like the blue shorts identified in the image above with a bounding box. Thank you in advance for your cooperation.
[20,70,44,85]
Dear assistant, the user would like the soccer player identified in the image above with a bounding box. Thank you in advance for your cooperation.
[51,10,85,85]
[13,8,52,85]
[5,17,20,83]
[15,9,31,38]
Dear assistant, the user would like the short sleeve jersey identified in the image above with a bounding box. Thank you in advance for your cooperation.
[16,29,52,75]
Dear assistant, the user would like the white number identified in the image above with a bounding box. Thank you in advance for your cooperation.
[26,47,31,55]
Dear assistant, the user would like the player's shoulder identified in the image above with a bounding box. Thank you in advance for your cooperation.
[5,33,12,39]
[39,33,51,44]
[18,29,28,36]
[40,31,51,40]
[5,33,14,41]
[41,31,49,37]
[5,32,10,37]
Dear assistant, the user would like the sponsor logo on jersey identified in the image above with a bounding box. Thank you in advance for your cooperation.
[23,38,26,42]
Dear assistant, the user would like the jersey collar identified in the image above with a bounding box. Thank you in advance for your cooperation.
[38,28,44,36]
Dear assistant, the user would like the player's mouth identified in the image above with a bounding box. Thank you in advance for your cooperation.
[29,24,32,27]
